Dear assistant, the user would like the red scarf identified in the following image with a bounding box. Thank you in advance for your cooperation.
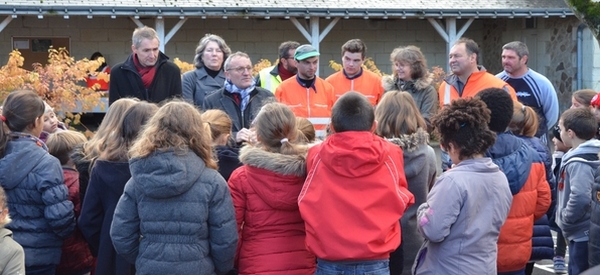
[133,54,157,89]
[278,63,295,81]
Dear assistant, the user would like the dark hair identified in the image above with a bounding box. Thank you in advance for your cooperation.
[0,90,45,158]
[278,41,300,59]
[331,91,374,133]
[433,97,496,160]
[572,89,597,108]
[455,37,480,56]
[390,45,429,81]
[476,88,514,133]
[90,51,107,71]
[341,39,367,59]
[561,108,597,140]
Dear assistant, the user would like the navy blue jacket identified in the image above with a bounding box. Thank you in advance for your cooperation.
[79,160,134,275]
[590,166,600,267]
[0,134,75,267]
[110,149,238,274]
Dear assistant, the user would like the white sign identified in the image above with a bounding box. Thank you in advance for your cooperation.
[13,40,29,49]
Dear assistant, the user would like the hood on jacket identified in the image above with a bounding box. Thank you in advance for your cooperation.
[129,149,205,199]
[485,132,532,195]
[91,160,132,197]
[385,128,429,153]
[239,145,307,210]
[318,132,392,178]
[563,139,600,163]
[0,139,48,190]
[386,128,430,179]
[382,73,433,92]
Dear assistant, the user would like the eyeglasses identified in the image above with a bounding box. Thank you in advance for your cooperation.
[227,66,252,73]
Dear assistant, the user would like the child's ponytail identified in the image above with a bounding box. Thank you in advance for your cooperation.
[0,90,45,158]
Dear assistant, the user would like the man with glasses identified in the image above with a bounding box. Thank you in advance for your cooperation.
[204,52,274,144]
[256,41,300,93]
[326,39,384,105]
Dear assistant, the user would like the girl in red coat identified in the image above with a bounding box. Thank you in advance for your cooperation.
[228,102,316,275]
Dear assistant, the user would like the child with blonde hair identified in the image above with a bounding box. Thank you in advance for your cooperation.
[374,90,437,275]
[228,102,315,274]
[46,130,94,275]
[201,109,242,181]
[296,117,316,143]
[0,90,75,274]
[39,102,67,143]
[110,100,237,274]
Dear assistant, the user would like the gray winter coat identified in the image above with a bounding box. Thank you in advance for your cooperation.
[182,67,226,107]
[382,74,438,130]
[0,228,25,275]
[110,149,238,275]
[413,158,512,275]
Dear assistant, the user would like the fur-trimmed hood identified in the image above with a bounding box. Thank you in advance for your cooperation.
[382,73,434,92]
[385,128,430,153]
[239,145,307,177]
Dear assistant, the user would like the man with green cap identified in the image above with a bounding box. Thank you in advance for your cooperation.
[275,44,335,133]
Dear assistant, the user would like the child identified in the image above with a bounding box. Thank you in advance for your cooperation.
[550,125,569,274]
[0,186,25,275]
[110,100,238,274]
[509,101,555,274]
[298,91,414,273]
[476,88,550,275]
[46,130,94,275]
[571,89,597,109]
[39,102,67,143]
[228,102,315,274]
[0,90,75,274]
[374,90,437,275]
[296,117,316,143]
[79,101,157,275]
[556,107,600,275]
[413,97,512,275]
[201,109,242,181]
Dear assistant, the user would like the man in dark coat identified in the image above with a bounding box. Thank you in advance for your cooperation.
[203,52,274,144]
[109,26,181,105]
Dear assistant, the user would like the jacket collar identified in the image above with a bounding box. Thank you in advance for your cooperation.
[239,145,308,177]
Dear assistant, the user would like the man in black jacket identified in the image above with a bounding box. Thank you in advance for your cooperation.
[109,26,181,105]
[203,52,274,144]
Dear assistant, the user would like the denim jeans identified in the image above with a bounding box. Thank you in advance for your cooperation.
[26,265,56,275]
[315,259,390,275]
[568,240,589,275]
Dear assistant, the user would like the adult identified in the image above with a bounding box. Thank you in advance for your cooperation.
[256,41,300,93]
[438,37,517,107]
[182,34,231,107]
[382,45,438,131]
[109,26,182,105]
[203,52,274,144]
[326,39,384,105]
[86,51,110,91]
[275,44,335,131]
[497,41,559,145]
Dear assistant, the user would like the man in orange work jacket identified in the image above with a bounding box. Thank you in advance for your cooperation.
[276,44,335,132]
[438,37,517,107]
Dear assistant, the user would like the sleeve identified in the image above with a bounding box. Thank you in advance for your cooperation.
[182,71,195,103]
[420,85,439,131]
[202,95,215,111]
[227,168,247,268]
[562,162,595,224]
[208,174,238,274]
[541,79,559,130]
[110,179,140,264]
[168,63,183,98]
[0,240,25,275]
[78,168,105,256]
[417,176,463,242]
[275,85,283,103]
[533,163,552,220]
[38,157,75,239]
[108,69,122,105]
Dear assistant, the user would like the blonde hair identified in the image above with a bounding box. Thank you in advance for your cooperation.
[375,90,427,138]
[84,98,138,160]
[201,109,232,142]
[47,130,88,166]
[100,102,158,162]
[254,102,306,155]
[296,117,315,143]
[509,101,539,137]
[129,100,217,169]
[0,186,10,227]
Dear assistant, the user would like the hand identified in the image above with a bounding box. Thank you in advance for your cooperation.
[236,128,256,143]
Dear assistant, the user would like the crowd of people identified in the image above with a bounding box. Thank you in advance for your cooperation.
[0,24,599,275]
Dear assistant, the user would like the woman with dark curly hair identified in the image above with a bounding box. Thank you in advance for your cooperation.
[413,97,513,275]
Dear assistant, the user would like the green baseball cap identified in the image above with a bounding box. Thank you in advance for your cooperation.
[294,44,320,61]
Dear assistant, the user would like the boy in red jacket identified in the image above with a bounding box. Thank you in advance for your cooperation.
[298,91,414,273]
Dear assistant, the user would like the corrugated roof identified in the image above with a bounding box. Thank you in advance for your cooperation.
[0,0,574,18]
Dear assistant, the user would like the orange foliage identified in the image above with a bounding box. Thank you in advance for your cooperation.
[252,59,273,77]
[173,58,195,74]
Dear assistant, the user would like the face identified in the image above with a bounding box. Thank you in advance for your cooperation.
[342,52,364,77]
[132,38,159,67]
[202,41,224,71]
[449,43,475,76]
[43,111,59,133]
[225,56,254,89]
[296,56,319,80]
[501,49,527,76]
[558,120,573,148]
[592,106,600,123]
[571,96,585,109]
[394,61,413,81]
[280,49,298,74]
